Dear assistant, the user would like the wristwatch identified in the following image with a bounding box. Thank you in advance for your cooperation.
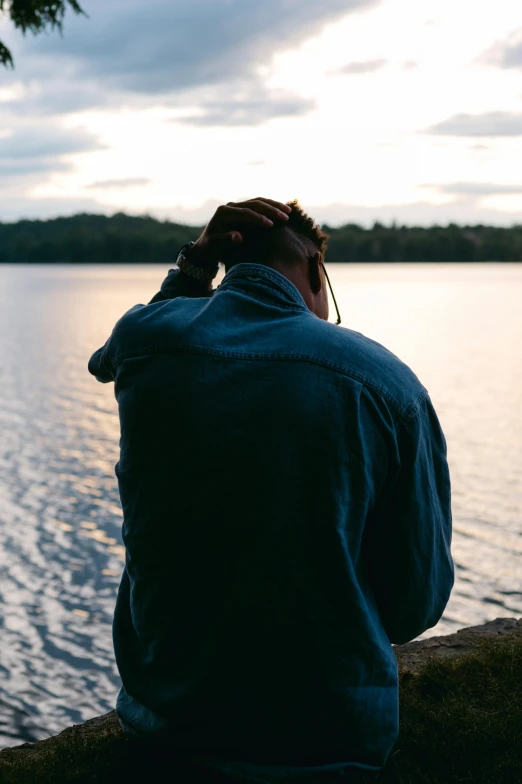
[176,241,219,282]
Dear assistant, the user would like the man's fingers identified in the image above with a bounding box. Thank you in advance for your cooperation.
[241,197,292,214]
[227,199,290,223]
[195,197,292,264]
[217,205,275,227]
[228,196,292,214]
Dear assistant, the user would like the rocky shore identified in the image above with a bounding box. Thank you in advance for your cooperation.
[1,617,521,783]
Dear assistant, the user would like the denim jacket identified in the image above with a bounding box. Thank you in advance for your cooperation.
[89,263,453,782]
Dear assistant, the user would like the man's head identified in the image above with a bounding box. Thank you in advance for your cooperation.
[223,200,330,321]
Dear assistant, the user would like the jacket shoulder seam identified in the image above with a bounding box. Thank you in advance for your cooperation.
[111,342,428,421]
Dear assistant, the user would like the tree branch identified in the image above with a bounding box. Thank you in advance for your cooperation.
[0,40,14,67]
[1,0,86,68]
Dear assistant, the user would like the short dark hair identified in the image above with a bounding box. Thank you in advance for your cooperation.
[284,199,328,256]
[223,200,328,269]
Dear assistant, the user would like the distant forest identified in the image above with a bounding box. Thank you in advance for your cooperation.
[1,212,522,263]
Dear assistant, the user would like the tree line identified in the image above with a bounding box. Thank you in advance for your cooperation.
[1,212,522,264]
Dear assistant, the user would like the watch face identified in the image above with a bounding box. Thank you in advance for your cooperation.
[177,242,194,263]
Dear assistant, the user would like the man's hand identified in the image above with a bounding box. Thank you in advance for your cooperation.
[189,198,291,269]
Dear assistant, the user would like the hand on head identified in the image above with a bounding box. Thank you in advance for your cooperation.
[187,196,330,322]
[189,197,292,268]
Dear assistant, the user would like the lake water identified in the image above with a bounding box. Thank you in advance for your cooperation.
[0,263,521,748]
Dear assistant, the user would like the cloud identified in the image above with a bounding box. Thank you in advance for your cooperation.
[306,199,522,228]
[2,193,521,229]
[3,0,379,118]
[0,125,106,182]
[1,82,114,117]
[87,177,151,189]
[151,196,522,229]
[332,58,387,75]
[481,29,522,69]
[178,89,314,127]
[0,159,71,180]
[0,195,106,222]
[0,126,104,160]
[426,111,522,137]
[424,182,522,197]
[499,41,522,68]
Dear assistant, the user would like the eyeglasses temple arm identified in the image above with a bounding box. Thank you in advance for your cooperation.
[322,264,341,325]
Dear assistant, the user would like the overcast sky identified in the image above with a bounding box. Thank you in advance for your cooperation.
[1,0,522,226]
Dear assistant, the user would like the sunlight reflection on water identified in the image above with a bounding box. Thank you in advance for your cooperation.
[0,263,521,747]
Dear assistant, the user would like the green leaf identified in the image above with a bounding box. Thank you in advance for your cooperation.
[0,39,14,68]
[1,1,86,68]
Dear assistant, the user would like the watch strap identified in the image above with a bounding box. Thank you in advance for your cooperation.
[176,242,219,282]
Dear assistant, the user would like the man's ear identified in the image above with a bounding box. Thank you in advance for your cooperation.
[308,251,323,295]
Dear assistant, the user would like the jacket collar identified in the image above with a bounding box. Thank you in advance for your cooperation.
[218,263,308,313]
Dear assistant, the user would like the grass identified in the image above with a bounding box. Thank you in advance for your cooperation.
[1,634,521,783]
[371,633,522,784]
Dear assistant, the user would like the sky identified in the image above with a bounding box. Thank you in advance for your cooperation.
[1,0,522,226]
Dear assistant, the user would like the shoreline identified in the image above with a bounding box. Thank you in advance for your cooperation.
[1,617,521,783]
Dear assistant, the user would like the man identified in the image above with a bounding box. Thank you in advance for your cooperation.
[89,197,454,783]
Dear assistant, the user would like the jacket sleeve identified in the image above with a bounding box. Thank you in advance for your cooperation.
[88,268,213,384]
[148,267,214,303]
[88,342,116,384]
[363,394,454,645]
